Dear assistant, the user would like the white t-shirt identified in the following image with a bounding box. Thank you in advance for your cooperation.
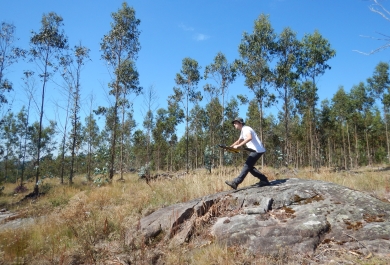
[240,125,266,153]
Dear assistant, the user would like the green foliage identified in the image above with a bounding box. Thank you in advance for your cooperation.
[2,7,390,184]
[93,167,109,187]
[138,162,151,178]
[204,146,217,173]
[100,2,142,179]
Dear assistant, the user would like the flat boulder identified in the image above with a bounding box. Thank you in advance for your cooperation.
[140,178,390,258]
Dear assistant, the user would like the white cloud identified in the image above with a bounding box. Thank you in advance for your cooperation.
[179,23,194,31]
[194,33,210,41]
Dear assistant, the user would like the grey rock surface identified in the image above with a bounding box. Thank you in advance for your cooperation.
[0,210,35,231]
[140,178,390,258]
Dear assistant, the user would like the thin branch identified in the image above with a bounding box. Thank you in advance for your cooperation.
[370,0,390,21]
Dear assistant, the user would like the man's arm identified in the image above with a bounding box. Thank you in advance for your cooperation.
[233,131,252,149]
[230,139,243,147]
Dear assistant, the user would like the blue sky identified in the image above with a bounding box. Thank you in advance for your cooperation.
[2,0,390,137]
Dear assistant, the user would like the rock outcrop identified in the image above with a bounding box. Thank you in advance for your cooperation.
[140,178,390,258]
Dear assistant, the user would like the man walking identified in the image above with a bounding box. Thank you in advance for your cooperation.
[225,117,270,190]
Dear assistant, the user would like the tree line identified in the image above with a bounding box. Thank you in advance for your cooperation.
[1,3,389,193]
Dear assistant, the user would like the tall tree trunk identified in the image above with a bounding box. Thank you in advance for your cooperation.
[354,124,358,168]
[342,124,347,170]
[109,81,119,180]
[34,54,49,195]
[384,108,390,164]
[346,122,352,169]
[119,106,125,180]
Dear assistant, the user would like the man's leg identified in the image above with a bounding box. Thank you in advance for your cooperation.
[250,167,268,182]
[233,152,262,185]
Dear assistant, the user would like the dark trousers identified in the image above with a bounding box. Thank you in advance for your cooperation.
[233,152,267,184]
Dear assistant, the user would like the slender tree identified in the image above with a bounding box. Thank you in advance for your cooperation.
[237,14,276,151]
[367,62,390,163]
[0,22,25,118]
[17,71,36,186]
[29,12,68,194]
[293,81,318,167]
[0,112,17,181]
[60,44,90,184]
[299,30,336,169]
[332,86,353,169]
[204,52,237,166]
[274,27,300,167]
[142,85,158,168]
[27,121,57,172]
[174,57,202,171]
[100,2,142,179]
[83,112,100,180]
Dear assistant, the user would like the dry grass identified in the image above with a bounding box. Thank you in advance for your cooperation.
[0,165,389,264]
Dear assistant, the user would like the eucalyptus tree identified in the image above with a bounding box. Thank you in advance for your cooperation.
[274,27,300,167]
[18,71,36,186]
[166,96,185,171]
[57,76,71,184]
[223,98,241,165]
[60,44,90,184]
[318,99,336,167]
[189,104,207,168]
[299,30,336,169]
[204,52,237,166]
[27,121,57,177]
[331,86,354,169]
[100,2,142,179]
[29,12,68,194]
[174,57,202,171]
[0,22,25,117]
[293,81,318,167]
[203,96,222,167]
[15,107,29,185]
[237,14,276,146]
[202,84,221,167]
[246,99,261,133]
[142,85,158,167]
[368,108,387,163]
[152,108,170,171]
[119,107,136,180]
[367,61,390,163]
[83,113,100,180]
[0,112,18,181]
[349,82,375,166]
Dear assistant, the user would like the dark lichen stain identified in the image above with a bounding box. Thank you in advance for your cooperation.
[293,194,305,203]
[322,238,347,245]
[283,206,295,214]
[343,220,363,230]
[363,213,385,223]
[293,194,324,205]
[305,195,324,204]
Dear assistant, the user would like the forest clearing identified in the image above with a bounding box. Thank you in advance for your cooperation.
[1,165,389,264]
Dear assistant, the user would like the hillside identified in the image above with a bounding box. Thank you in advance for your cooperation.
[0,166,390,264]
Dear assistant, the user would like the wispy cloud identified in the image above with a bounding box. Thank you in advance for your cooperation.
[193,33,210,41]
[179,23,194,31]
[179,23,210,41]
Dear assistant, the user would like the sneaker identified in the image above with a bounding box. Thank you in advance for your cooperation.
[256,180,270,187]
[225,180,237,190]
